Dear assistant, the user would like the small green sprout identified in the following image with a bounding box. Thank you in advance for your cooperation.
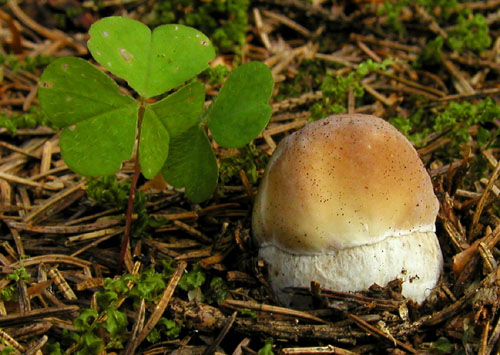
[0,266,31,302]
[257,338,275,355]
[146,317,181,343]
[178,263,206,292]
[429,337,454,354]
[178,262,206,301]
[63,263,178,353]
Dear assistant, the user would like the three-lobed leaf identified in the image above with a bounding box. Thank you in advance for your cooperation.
[38,57,138,176]
[88,17,215,98]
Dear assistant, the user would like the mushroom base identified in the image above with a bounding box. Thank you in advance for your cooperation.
[259,231,443,307]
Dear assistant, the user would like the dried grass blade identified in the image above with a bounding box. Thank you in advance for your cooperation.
[0,172,58,191]
[22,180,86,223]
[224,299,327,324]
[8,219,121,234]
[136,261,186,345]
[123,298,146,355]
[0,305,79,326]
[347,313,417,353]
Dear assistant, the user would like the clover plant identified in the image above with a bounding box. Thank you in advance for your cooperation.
[39,16,273,201]
[38,16,273,270]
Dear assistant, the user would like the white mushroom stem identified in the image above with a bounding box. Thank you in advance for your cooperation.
[260,231,443,306]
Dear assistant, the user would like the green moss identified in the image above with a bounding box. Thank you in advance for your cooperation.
[448,13,491,53]
[205,276,229,305]
[378,0,408,34]
[416,0,459,20]
[379,0,459,33]
[311,59,392,120]
[391,98,500,160]
[0,347,15,355]
[146,0,249,53]
[0,54,54,73]
[146,318,181,343]
[390,107,432,146]
[0,107,51,135]
[201,64,230,85]
[277,59,329,100]
[86,176,150,238]
[63,262,180,353]
[415,36,444,67]
[0,266,31,302]
[87,176,130,209]
[379,1,491,53]
[435,98,499,146]
[219,143,269,186]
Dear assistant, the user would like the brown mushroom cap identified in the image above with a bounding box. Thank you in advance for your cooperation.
[253,114,440,254]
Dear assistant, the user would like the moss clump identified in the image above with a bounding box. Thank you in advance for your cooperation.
[277,59,329,100]
[379,1,491,53]
[201,64,230,85]
[415,36,444,67]
[87,176,130,209]
[146,0,249,54]
[0,107,51,135]
[390,98,500,159]
[0,54,54,73]
[448,13,491,53]
[310,59,392,120]
[219,143,269,186]
[86,176,150,238]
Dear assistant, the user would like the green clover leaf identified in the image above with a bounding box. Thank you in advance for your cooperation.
[39,57,138,176]
[88,17,215,98]
[162,125,217,203]
[206,62,273,148]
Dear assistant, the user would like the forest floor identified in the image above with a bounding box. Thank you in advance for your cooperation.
[0,0,499,354]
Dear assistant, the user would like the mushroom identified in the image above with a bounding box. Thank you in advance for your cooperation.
[252,114,443,307]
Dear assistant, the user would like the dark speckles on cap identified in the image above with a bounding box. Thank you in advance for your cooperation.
[252,113,439,253]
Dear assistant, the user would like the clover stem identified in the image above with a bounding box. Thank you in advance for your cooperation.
[117,103,146,273]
